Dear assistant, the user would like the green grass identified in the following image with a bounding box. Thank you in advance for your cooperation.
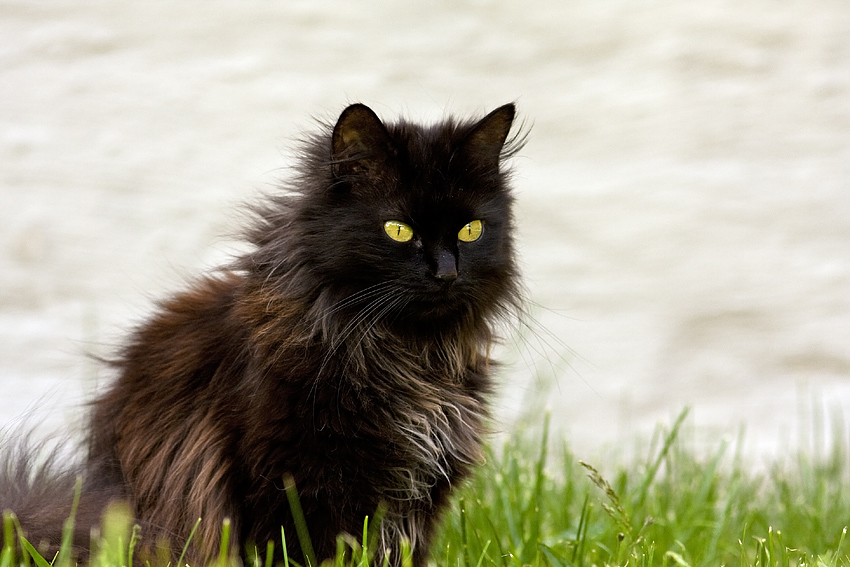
[3,408,849,567]
[435,409,849,567]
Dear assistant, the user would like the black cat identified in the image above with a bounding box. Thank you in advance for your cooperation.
[2,103,524,567]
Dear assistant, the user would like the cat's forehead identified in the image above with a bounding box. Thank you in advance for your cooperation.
[396,159,492,212]
[392,120,468,162]
[391,123,492,190]
[385,178,505,229]
[405,158,504,221]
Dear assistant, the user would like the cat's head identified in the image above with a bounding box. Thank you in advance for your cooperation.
[249,104,524,339]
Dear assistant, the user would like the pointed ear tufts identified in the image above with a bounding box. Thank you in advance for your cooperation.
[461,103,517,170]
[331,104,395,178]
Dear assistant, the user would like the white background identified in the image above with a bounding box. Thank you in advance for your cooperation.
[2,1,849,461]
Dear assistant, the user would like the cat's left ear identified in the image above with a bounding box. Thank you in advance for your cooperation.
[460,104,516,171]
[331,104,395,179]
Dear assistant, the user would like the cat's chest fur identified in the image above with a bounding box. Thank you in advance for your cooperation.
[313,334,491,554]
[336,337,488,503]
[248,315,491,503]
[236,313,491,560]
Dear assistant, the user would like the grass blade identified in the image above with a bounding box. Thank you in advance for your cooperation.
[284,475,317,567]
[177,517,202,567]
[18,539,50,567]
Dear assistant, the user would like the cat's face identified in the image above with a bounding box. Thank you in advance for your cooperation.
[291,104,520,334]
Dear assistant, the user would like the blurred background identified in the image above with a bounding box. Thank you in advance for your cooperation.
[2,1,848,461]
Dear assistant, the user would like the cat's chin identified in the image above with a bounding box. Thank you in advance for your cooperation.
[394,297,473,332]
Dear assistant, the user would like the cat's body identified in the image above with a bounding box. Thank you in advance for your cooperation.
[2,103,522,566]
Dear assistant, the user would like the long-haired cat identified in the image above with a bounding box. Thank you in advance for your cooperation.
[2,103,524,567]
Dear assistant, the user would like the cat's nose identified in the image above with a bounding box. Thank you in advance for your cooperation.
[435,249,458,282]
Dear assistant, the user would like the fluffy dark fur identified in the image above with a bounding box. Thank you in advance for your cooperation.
[1,103,524,566]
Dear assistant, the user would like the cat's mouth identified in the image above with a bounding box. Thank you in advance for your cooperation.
[401,283,469,322]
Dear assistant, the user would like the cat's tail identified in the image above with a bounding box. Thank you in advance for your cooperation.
[0,430,123,560]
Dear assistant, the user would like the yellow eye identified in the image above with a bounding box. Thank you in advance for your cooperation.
[384,220,414,242]
[458,220,483,242]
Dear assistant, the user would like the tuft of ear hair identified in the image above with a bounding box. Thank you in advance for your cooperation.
[460,104,516,171]
[331,104,395,179]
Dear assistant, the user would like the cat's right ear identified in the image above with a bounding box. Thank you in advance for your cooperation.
[331,104,395,180]
[460,103,517,172]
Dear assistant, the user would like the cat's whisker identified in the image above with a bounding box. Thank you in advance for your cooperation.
[521,307,588,363]
[514,312,601,399]
[317,286,406,378]
[340,292,412,376]
[320,280,402,319]
[312,290,409,426]
[327,291,395,351]
[354,294,411,350]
